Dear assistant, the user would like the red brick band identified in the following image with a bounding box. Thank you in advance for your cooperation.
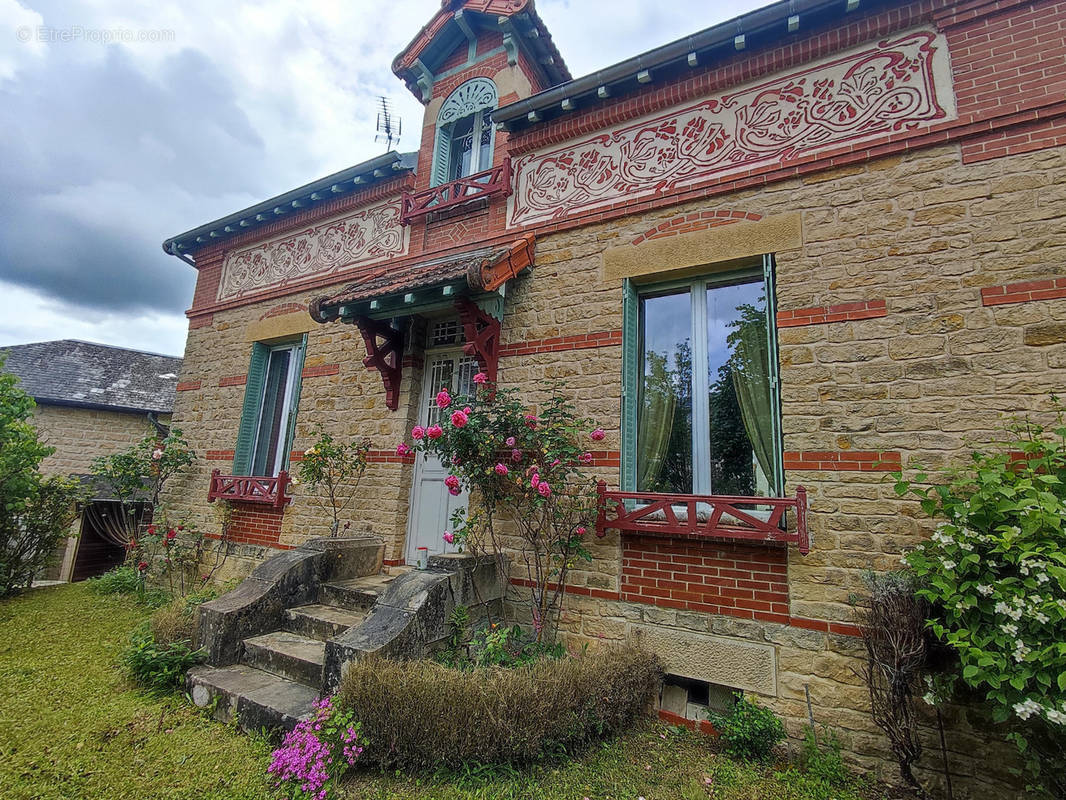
[218,374,247,387]
[981,277,1066,306]
[630,211,762,246]
[499,330,622,357]
[205,449,235,461]
[259,302,307,320]
[366,449,416,465]
[783,450,901,471]
[175,380,202,392]
[777,300,887,328]
[188,314,214,330]
[302,363,340,379]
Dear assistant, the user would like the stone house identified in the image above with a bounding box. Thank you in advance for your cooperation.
[161,0,1066,793]
[2,339,181,580]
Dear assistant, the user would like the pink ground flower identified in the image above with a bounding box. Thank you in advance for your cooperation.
[396,442,411,456]
[427,424,444,439]
[590,428,605,441]
[450,410,468,428]
[435,389,452,409]
[411,425,425,440]
[494,463,509,476]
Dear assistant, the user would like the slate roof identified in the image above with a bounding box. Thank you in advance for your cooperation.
[1,340,182,414]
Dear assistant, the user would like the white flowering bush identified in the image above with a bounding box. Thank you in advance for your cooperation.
[895,410,1066,794]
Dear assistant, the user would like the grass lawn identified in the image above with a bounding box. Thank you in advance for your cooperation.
[0,582,888,800]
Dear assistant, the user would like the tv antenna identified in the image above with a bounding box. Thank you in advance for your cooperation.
[375,96,402,150]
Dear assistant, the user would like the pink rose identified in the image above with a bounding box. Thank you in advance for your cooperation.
[396,442,411,456]
[444,475,461,496]
[411,425,425,440]
[451,455,461,465]
[537,481,551,498]
[576,526,587,535]
[494,463,509,476]
[435,389,451,409]
[463,407,471,414]
[427,425,444,440]
[530,473,540,488]
[524,414,538,429]
[442,531,455,544]
[511,448,522,462]
[550,459,560,468]
[590,428,605,441]
[451,410,468,428]
[505,436,516,447]
[473,372,487,384]
[579,452,593,464]
[137,561,148,571]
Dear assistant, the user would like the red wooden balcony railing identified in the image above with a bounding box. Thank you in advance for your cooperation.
[596,482,809,554]
[207,469,293,510]
[399,159,512,225]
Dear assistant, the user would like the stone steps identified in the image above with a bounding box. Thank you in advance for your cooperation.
[284,603,368,641]
[188,664,319,733]
[243,630,325,686]
[318,573,398,611]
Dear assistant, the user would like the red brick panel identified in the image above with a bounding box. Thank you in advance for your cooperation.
[621,536,790,623]
[981,277,1066,306]
[301,363,340,379]
[188,313,214,329]
[218,374,247,387]
[366,449,416,465]
[227,502,284,547]
[783,450,902,471]
[630,211,762,245]
[260,302,307,320]
[962,115,1066,164]
[205,450,236,461]
[176,380,202,392]
[499,330,623,357]
[776,299,887,328]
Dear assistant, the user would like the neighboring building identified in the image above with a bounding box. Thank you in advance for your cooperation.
[2,339,181,580]
[160,0,1066,793]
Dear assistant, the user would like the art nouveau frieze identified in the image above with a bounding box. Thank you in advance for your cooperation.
[508,30,956,227]
[217,199,409,302]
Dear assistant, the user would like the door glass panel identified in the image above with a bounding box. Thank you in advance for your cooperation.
[456,356,478,398]
[638,291,693,494]
[476,112,493,176]
[252,348,292,476]
[706,279,771,496]
[425,357,454,425]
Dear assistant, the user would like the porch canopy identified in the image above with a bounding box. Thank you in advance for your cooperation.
[308,234,535,409]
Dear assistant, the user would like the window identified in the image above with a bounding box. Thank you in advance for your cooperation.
[233,337,306,477]
[432,78,497,186]
[622,256,783,497]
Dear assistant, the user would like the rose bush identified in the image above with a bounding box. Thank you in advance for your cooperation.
[401,374,603,641]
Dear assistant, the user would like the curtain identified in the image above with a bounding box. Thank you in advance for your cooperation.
[637,354,677,490]
[730,311,776,494]
[83,501,143,548]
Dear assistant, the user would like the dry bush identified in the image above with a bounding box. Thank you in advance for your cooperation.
[149,597,198,648]
[336,648,661,769]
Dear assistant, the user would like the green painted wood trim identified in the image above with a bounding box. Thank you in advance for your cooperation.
[620,278,639,492]
[281,334,307,472]
[763,254,785,495]
[430,124,451,188]
[232,342,269,476]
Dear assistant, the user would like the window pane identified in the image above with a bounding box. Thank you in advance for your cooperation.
[638,291,693,493]
[449,116,475,181]
[477,112,492,174]
[706,279,772,496]
[252,349,292,476]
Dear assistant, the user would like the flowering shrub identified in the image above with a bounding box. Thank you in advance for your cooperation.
[401,375,602,641]
[296,427,370,538]
[268,695,364,800]
[895,410,1066,794]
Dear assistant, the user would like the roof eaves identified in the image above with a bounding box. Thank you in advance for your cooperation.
[494,0,895,130]
[162,150,416,259]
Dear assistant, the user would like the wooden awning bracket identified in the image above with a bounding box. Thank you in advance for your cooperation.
[356,316,404,410]
[455,297,501,390]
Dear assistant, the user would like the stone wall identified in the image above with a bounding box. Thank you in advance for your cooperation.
[32,403,163,477]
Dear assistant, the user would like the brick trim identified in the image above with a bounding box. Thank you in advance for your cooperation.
[205,449,235,461]
[981,277,1066,306]
[961,115,1066,164]
[783,450,902,471]
[367,449,416,465]
[630,211,762,246]
[499,330,622,357]
[776,299,887,328]
[218,374,247,387]
[658,709,718,735]
[189,314,214,329]
[175,380,202,392]
[586,450,620,468]
[260,302,307,320]
[301,363,340,379]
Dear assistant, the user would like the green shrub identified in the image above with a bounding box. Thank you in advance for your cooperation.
[798,726,852,787]
[120,625,203,694]
[336,648,661,769]
[87,565,141,595]
[708,695,786,764]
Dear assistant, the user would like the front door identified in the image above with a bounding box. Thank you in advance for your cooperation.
[406,339,478,563]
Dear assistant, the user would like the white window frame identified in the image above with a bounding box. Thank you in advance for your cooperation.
[251,342,301,477]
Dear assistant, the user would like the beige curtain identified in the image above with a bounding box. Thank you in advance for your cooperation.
[730,313,776,493]
[637,355,677,490]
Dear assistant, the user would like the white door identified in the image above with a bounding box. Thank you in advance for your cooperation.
[405,349,479,563]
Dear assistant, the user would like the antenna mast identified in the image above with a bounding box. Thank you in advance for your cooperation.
[375,96,402,150]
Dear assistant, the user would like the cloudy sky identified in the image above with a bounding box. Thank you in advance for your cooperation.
[0,0,767,357]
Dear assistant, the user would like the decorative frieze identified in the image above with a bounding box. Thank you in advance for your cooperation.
[508,30,955,227]
[217,199,409,302]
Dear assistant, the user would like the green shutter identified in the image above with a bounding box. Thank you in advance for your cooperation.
[280,334,307,472]
[233,342,269,476]
[430,124,452,187]
[620,279,640,492]
[763,254,785,495]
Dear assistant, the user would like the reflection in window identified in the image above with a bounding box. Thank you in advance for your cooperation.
[637,271,779,497]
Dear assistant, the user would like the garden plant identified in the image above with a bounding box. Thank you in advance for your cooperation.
[296,427,370,538]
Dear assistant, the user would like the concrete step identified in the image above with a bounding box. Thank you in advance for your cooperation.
[187,664,318,733]
[242,631,325,686]
[284,603,368,641]
[318,573,399,611]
